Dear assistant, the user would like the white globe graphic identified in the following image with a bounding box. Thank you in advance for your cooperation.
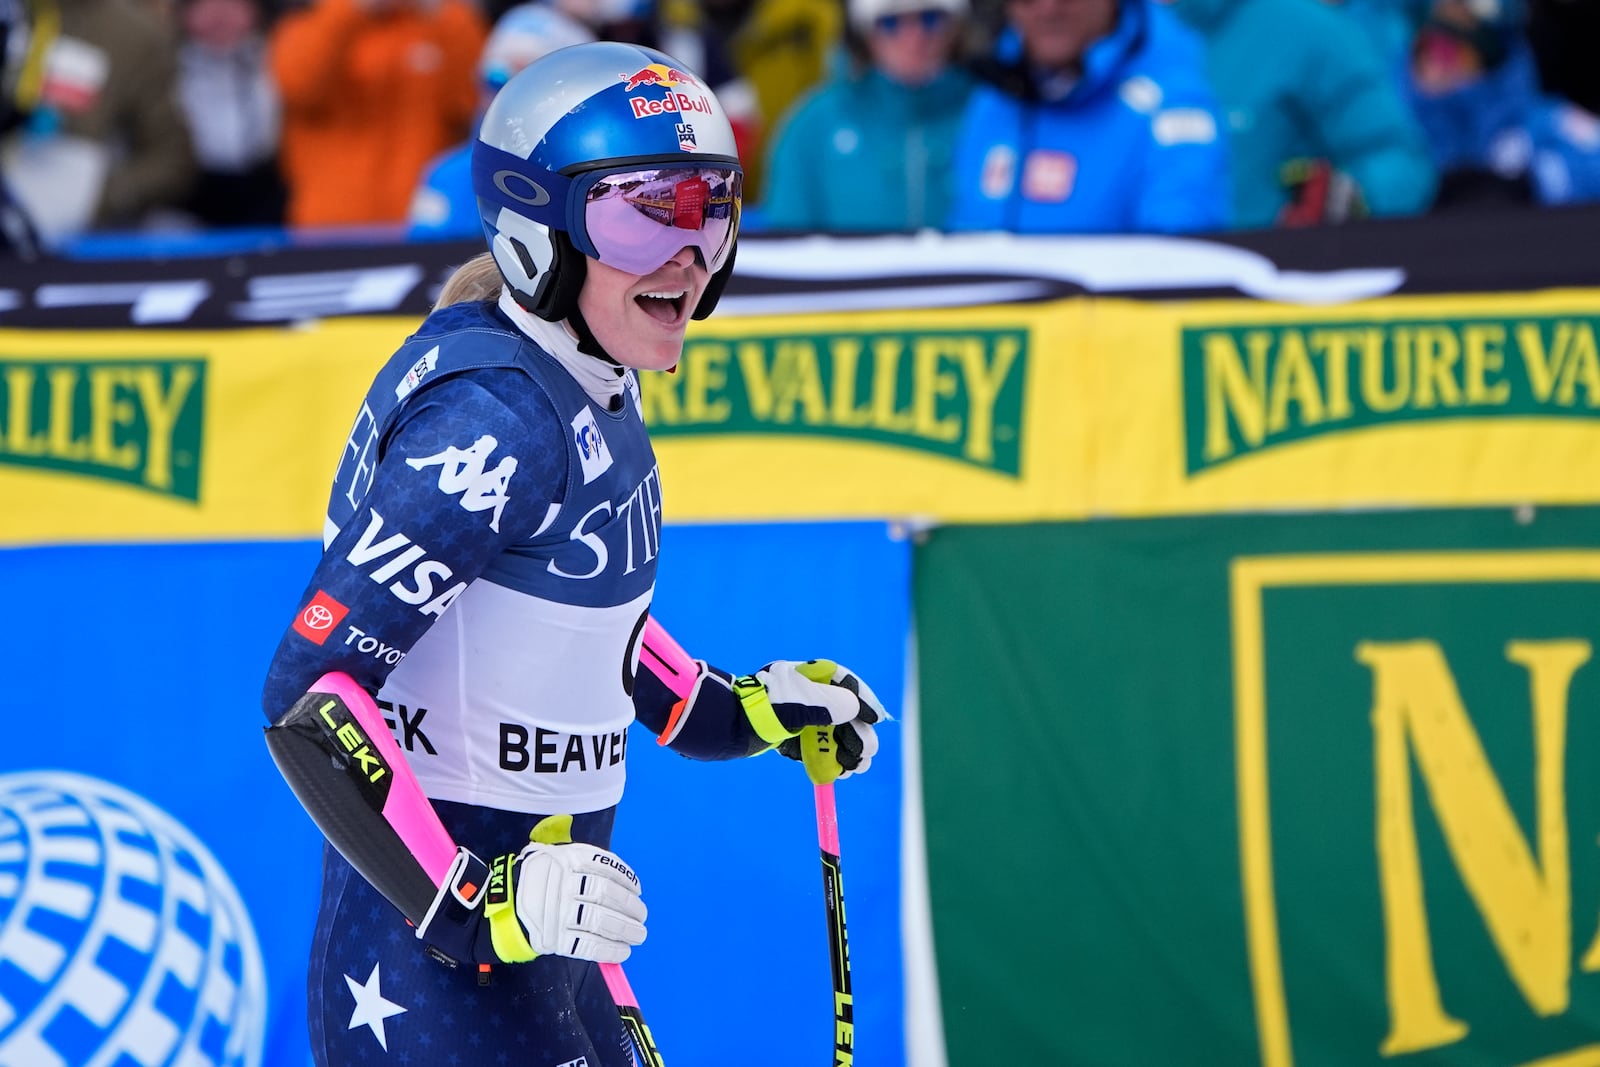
[0,772,267,1067]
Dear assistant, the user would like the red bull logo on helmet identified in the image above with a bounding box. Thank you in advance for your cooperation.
[628,91,716,122]
[620,64,698,91]
[620,63,713,126]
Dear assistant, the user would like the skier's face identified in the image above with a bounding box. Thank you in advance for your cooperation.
[576,247,709,371]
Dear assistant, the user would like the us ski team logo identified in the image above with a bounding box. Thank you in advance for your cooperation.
[395,345,440,401]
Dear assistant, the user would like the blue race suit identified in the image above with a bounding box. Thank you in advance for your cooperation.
[262,292,667,1066]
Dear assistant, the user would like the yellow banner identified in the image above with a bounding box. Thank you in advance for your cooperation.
[1095,288,1600,517]
[0,321,410,545]
[4,288,1600,544]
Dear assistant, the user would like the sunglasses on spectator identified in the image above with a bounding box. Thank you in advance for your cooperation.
[872,9,951,33]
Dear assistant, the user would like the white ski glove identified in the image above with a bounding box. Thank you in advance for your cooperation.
[483,815,647,965]
[737,660,888,782]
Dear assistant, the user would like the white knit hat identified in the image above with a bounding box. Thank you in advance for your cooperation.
[848,0,967,31]
[479,4,596,89]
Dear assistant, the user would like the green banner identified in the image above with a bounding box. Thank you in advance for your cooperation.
[915,507,1600,1067]
[0,357,206,500]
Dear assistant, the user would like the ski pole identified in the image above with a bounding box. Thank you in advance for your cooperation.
[814,767,854,1065]
[600,961,665,1067]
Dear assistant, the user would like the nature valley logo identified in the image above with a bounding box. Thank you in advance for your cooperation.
[1234,552,1600,1067]
[1183,315,1600,473]
[0,358,205,500]
[639,329,1026,474]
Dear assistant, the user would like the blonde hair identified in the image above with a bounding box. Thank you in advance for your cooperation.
[436,252,504,308]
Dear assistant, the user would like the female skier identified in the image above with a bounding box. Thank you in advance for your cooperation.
[259,40,885,1067]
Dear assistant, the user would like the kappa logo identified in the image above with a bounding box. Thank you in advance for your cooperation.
[571,409,613,484]
[407,435,517,532]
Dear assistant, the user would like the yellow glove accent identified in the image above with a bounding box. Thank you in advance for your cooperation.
[736,658,842,747]
[795,659,838,684]
[734,674,796,747]
[530,814,574,846]
[790,661,846,782]
[484,852,537,963]
[796,725,842,785]
[484,815,577,963]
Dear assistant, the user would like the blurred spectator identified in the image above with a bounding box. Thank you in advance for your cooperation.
[688,0,842,198]
[176,0,286,226]
[1406,0,1536,205]
[270,0,486,227]
[945,0,1228,233]
[1406,0,1600,208]
[0,0,43,255]
[1168,0,1435,228]
[548,0,762,178]
[760,0,974,231]
[407,2,592,239]
[0,0,196,244]
[1520,97,1600,206]
[1340,0,1431,70]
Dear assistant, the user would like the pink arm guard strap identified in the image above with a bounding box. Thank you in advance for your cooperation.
[313,672,458,886]
[640,616,697,700]
[265,671,463,927]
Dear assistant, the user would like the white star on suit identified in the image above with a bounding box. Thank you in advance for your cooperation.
[345,961,407,1050]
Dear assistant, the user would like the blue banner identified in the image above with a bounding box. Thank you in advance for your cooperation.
[0,521,910,1067]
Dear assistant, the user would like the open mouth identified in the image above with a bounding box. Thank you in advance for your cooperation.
[635,288,689,325]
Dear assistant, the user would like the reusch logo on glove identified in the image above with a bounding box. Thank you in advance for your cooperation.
[595,852,638,888]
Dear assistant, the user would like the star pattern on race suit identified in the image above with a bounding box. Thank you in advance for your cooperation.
[310,812,634,1065]
[345,960,408,1050]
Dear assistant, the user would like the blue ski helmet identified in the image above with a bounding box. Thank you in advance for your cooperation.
[471,41,743,323]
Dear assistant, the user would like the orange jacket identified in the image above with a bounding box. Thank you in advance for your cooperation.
[271,0,486,227]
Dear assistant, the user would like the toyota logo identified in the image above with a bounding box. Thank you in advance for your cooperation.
[302,604,336,631]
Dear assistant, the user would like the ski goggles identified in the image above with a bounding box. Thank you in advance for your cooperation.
[571,165,742,277]
[472,145,742,277]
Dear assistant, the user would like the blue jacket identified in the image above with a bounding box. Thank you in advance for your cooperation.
[407,142,476,241]
[1173,0,1434,228]
[946,0,1229,234]
[761,65,975,232]
[1407,39,1600,208]
[1527,99,1600,205]
[1406,39,1541,175]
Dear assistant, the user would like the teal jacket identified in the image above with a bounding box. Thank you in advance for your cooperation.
[759,65,974,232]
[1169,0,1436,227]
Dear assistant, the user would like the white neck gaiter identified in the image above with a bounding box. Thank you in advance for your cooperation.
[497,287,626,410]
